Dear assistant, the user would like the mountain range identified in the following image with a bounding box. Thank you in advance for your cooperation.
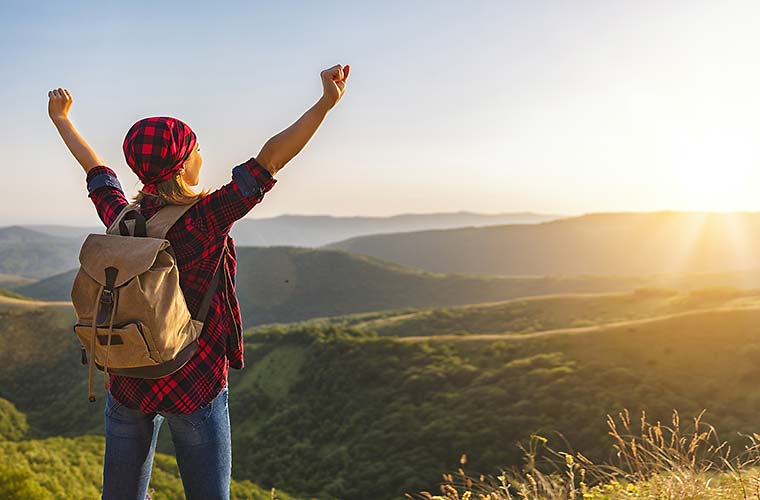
[325,211,760,276]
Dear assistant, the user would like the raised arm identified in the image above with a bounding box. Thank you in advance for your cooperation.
[255,64,350,175]
[48,88,105,174]
[192,63,351,238]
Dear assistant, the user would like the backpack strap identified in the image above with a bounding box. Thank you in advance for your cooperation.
[107,203,139,235]
[194,237,229,322]
[106,200,201,240]
[144,200,201,240]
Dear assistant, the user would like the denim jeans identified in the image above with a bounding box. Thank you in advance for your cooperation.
[101,384,231,500]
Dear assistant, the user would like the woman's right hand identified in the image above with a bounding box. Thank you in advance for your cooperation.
[319,64,350,110]
[48,87,73,123]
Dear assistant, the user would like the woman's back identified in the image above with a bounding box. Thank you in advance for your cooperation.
[85,156,276,413]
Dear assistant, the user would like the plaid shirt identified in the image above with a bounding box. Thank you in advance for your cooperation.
[84,157,276,414]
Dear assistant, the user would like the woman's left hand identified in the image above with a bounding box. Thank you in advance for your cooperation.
[319,64,350,110]
[48,87,73,122]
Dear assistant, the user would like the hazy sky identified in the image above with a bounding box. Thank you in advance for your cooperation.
[2,0,760,226]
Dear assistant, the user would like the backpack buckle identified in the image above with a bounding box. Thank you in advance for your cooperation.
[101,267,119,306]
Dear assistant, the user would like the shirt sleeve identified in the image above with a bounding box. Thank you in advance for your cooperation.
[193,156,277,238]
[86,166,129,228]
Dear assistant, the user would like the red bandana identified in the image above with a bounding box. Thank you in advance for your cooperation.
[122,116,196,194]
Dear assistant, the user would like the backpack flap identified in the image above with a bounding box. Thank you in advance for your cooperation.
[78,233,170,288]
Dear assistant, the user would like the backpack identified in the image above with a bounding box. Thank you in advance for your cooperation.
[70,201,226,402]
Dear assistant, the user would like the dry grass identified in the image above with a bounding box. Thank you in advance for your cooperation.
[408,409,760,499]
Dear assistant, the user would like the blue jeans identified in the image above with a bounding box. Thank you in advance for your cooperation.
[102,384,231,500]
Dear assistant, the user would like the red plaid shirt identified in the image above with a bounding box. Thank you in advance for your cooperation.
[84,157,276,414]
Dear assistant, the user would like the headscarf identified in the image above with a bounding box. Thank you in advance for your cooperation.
[123,116,197,195]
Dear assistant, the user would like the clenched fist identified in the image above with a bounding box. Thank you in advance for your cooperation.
[319,64,350,110]
[48,87,73,122]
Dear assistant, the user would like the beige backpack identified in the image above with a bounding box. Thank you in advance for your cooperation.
[70,201,226,402]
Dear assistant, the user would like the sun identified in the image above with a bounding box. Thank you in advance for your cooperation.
[664,133,758,213]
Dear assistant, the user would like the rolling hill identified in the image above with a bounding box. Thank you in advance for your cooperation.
[251,286,759,338]
[10,246,657,323]
[0,226,81,279]
[325,211,760,276]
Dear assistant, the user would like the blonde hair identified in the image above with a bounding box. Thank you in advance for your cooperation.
[131,171,211,206]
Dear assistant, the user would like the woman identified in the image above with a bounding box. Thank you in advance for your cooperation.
[47,63,350,500]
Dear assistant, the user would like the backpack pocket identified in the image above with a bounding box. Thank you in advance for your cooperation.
[74,320,161,370]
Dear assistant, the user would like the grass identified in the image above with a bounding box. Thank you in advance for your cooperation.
[412,409,760,499]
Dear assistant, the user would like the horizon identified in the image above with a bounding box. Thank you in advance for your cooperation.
[11,208,760,230]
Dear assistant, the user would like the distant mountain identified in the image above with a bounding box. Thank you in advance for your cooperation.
[0,226,81,279]
[11,246,655,324]
[5,212,559,282]
[21,211,562,248]
[325,211,760,276]
[20,224,101,242]
[228,211,561,247]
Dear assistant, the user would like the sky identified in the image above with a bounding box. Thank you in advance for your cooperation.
[2,0,760,226]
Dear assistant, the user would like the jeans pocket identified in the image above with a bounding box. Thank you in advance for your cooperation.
[105,390,124,418]
[177,386,227,429]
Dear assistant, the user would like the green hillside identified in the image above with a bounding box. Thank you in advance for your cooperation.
[251,286,758,338]
[225,306,760,498]
[0,297,104,437]
[325,211,760,277]
[8,269,77,301]
[0,398,27,441]
[0,434,299,499]
[8,292,760,498]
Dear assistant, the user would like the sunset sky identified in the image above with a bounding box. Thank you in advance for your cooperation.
[2,0,760,225]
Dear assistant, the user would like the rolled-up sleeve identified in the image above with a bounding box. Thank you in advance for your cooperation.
[85,166,129,228]
[232,162,267,198]
[192,157,276,238]
[87,166,124,197]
